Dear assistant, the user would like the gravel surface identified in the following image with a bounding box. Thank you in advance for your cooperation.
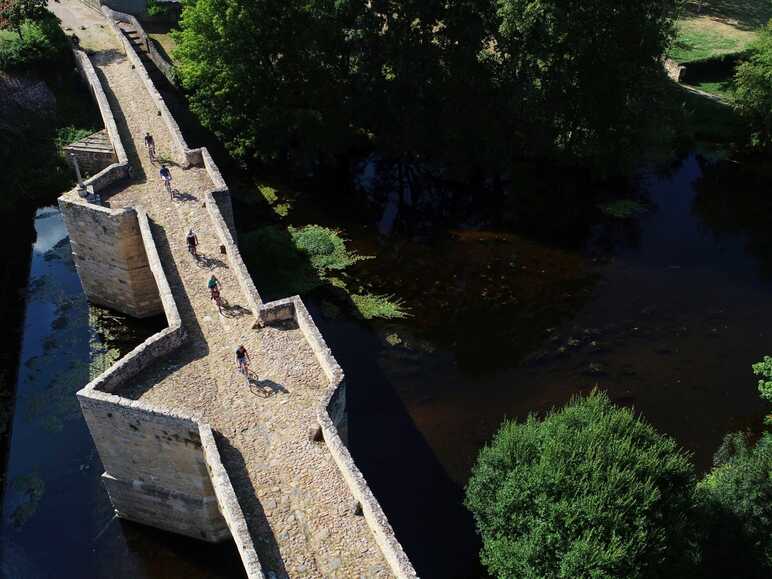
[56,4,392,576]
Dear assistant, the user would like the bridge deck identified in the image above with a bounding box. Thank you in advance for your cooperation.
[54,3,391,577]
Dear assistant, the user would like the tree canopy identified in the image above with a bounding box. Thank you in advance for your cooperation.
[464,392,697,578]
[0,0,47,40]
[173,0,680,177]
[734,22,772,151]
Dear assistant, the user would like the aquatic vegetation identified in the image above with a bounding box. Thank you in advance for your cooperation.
[351,293,409,320]
[256,183,293,217]
[598,199,647,218]
[290,225,370,274]
[10,473,45,528]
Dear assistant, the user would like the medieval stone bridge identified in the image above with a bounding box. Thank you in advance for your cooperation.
[52,2,416,577]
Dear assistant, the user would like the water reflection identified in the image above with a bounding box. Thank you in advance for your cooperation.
[323,154,770,578]
[0,208,243,579]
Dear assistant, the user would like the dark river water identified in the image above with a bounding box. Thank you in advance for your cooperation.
[312,153,771,577]
[0,208,244,579]
[1,153,768,579]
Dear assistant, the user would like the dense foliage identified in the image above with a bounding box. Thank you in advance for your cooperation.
[173,0,680,178]
[696,432,772,579]
[735,23,772,150]
[465,392,696,579]
[752,355,772,411]
[0,14,68,69]
[0,0,46,40]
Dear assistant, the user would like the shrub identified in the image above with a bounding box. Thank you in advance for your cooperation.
[0,16,67,70]
[696,433,772,578]
[734,22,772,150]
[145,0,170,18]
[465,392,697,579]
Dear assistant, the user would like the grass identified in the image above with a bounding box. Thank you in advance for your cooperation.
[148,32,176,62]
[691,80,736,100]
[670,17,754,63]
[683,0,772,30]
[679,85,746,143]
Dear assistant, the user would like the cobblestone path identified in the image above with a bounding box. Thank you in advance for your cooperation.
[52,3,392,577]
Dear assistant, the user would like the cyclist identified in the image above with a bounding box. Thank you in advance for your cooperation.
[235,345,250,377]
[208,275,222,312]
[207,275,220,296]
[144,132,155,161]
[186,228,198,257]
[160,164,173,199]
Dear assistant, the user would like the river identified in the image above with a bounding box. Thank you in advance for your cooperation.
[0,208,244,579]
[301,153,771,577]
[1,156,768,578]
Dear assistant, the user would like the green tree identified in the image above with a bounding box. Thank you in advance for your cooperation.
[696,432,772,579]
[173,0,355,164]
[465,392,697,578]
[491,0,680,171]
[735,22,772,150]
[0,0,47,40]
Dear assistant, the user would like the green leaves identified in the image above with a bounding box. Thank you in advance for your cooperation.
[734,22,772,151]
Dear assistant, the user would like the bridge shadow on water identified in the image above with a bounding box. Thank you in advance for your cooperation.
[310,305,486,579]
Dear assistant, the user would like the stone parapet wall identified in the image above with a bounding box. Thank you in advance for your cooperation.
[200,425,264,579]
[82,8,419,577]
[72,49,129,191]
[115,9,178,87]
[259,296,417,578]
[102,5,199,167]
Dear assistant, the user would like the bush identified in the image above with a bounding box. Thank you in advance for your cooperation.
[0,16,68,70]
[696,433,772,578]
[145,0,170,18]
[734,22,772,150]
[465,392,697,579]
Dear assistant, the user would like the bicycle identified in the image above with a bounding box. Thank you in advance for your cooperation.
[211,287,223,314]
[238,358,250,382]
[147,143,156,162]
[164,177,173,199]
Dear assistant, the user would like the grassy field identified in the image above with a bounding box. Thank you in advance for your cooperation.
[148,32,176,61]
[692,80,736,100]
[670,0,772,63]
[671,17,755,62]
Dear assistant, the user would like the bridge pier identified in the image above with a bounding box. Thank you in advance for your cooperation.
[80,394,231,543]
[59,198,164,318]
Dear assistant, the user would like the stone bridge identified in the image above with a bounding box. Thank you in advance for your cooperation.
[54,3,416,578]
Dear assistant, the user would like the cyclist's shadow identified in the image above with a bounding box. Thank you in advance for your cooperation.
[246,374,288,398]
[172,190,198,202]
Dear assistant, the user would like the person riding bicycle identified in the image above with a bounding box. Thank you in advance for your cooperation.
[235,345,250,375]
[186,228,198,256]
[207,275,220,298]
[160,164,173,198]
[144,132,155,160]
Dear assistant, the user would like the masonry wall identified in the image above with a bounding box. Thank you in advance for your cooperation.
[64,146,116,176]
[59,199,163,318]
[79,394,229,542]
